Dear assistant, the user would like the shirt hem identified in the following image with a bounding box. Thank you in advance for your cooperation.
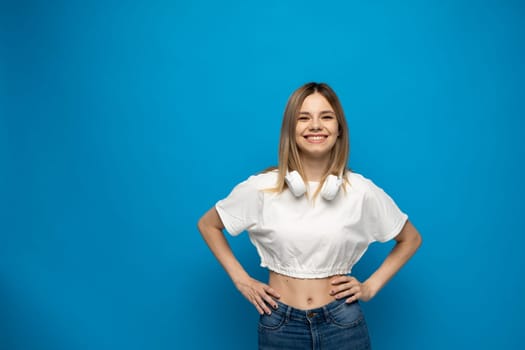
[262,264,351,279]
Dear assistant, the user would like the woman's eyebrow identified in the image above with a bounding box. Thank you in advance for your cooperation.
[299,110,334,115]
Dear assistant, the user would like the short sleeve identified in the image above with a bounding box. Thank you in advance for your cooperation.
[215,176,262,236]
[362,178,408,242]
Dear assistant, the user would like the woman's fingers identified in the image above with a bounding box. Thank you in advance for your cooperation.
[254,293,272,315]
[329,276,363,300]
[237,278,280,315]
[334,284,361,299]
[256,288,278,313]
[345,281,373,303]
[331,275,356,285]
[331,278,358,293]
[345,292,360,304]
[253,299,264,315]
[247,291,268,315]
[262,288,279,309]
[264,286,281,299]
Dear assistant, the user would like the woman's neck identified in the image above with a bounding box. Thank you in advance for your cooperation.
[300,156,330,182]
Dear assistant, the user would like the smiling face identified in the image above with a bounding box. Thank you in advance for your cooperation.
[295,92,340,160]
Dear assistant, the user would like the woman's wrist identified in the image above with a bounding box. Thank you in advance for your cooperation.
[230,269,251,285]
[362,278,380,300]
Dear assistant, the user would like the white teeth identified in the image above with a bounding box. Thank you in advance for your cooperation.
[307,136,325,140]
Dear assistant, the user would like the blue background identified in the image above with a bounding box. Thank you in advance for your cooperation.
[2,0,524,349]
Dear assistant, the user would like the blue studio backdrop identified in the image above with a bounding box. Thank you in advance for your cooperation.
[2,0,524,349]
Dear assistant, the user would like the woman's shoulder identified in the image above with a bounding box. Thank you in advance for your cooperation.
[346,170,400,199]
[242,168,279,189]
[345,170,376,192]
[345,170,369,185]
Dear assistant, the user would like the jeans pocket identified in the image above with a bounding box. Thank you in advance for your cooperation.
[258,311,286,331]
[328,301,365,328]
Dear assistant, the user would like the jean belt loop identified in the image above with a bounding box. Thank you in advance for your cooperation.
[285,304,292,322]
[323,302,334,322]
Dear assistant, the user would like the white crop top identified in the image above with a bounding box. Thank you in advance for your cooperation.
[215,171,408,279]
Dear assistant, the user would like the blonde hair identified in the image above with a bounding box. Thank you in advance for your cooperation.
[268,82,350,197]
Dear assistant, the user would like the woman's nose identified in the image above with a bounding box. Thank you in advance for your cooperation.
[310,117,321,130]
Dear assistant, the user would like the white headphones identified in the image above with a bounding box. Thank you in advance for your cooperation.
[285,170,343,201]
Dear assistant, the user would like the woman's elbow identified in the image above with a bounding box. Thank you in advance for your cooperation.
[197,215,209,235]
[197,208,224,236]
[409,224,423,251]
[399,220,422,250]
[197,216,204,232]
[413,231,422,250]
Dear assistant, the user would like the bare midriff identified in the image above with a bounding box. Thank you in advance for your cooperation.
[269,271,344,310]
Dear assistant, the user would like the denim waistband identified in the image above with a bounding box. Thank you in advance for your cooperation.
[272,297,356,323]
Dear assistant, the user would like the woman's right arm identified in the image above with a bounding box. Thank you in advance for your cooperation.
[197,207,280,314]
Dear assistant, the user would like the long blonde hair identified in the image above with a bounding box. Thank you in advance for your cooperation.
[269,82,350,197]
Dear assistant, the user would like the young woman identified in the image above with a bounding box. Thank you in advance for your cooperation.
[198,82,422,349]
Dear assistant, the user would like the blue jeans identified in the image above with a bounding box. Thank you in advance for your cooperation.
[258,298,371,350]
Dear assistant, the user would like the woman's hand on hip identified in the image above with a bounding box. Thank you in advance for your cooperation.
[234,276,281,315]
[329,276,375,303]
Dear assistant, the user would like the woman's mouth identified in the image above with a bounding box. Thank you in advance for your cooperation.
[304,135,328,143]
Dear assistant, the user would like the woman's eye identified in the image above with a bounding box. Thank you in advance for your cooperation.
[297,116,309,121]
[322,115,335,119]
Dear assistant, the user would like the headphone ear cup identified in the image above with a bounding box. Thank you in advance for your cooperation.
[285,171,306,197]
[321,175,343,200]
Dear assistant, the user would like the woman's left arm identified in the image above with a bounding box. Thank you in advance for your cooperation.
[330,220,422,303]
